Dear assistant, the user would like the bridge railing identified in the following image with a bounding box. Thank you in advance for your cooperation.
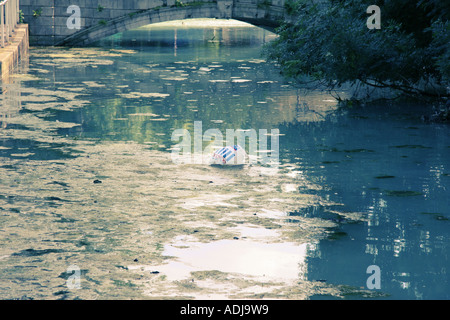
[1,0,19,48]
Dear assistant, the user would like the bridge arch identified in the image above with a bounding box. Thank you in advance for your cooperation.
[20,0,292,46]
[59,1,290,46]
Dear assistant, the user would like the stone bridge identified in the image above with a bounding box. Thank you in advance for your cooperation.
[20,0,295,46]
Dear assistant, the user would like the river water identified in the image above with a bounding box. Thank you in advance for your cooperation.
[0,19,449,300]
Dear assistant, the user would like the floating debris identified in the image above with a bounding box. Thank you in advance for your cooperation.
[210,145,247,165]
[384,190,423,197]
[390,145,431,149]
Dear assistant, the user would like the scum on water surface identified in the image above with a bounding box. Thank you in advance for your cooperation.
[0,137,373,299]
[0,30,379,299]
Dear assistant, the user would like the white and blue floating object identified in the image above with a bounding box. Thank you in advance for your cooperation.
[210,145,247,165]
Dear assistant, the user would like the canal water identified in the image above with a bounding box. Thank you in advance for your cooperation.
[0,19,449,299]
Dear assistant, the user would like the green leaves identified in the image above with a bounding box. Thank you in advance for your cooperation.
[429,20,450,81]
[265,0,449,98]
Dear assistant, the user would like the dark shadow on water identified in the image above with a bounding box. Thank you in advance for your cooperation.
[209,164,246,170]
[0,138,80,160]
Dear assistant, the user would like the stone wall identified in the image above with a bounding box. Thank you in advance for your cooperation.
[0,24,29,80]
[20,0,164,45]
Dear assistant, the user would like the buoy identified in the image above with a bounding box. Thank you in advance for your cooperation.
[210,145,246,165]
